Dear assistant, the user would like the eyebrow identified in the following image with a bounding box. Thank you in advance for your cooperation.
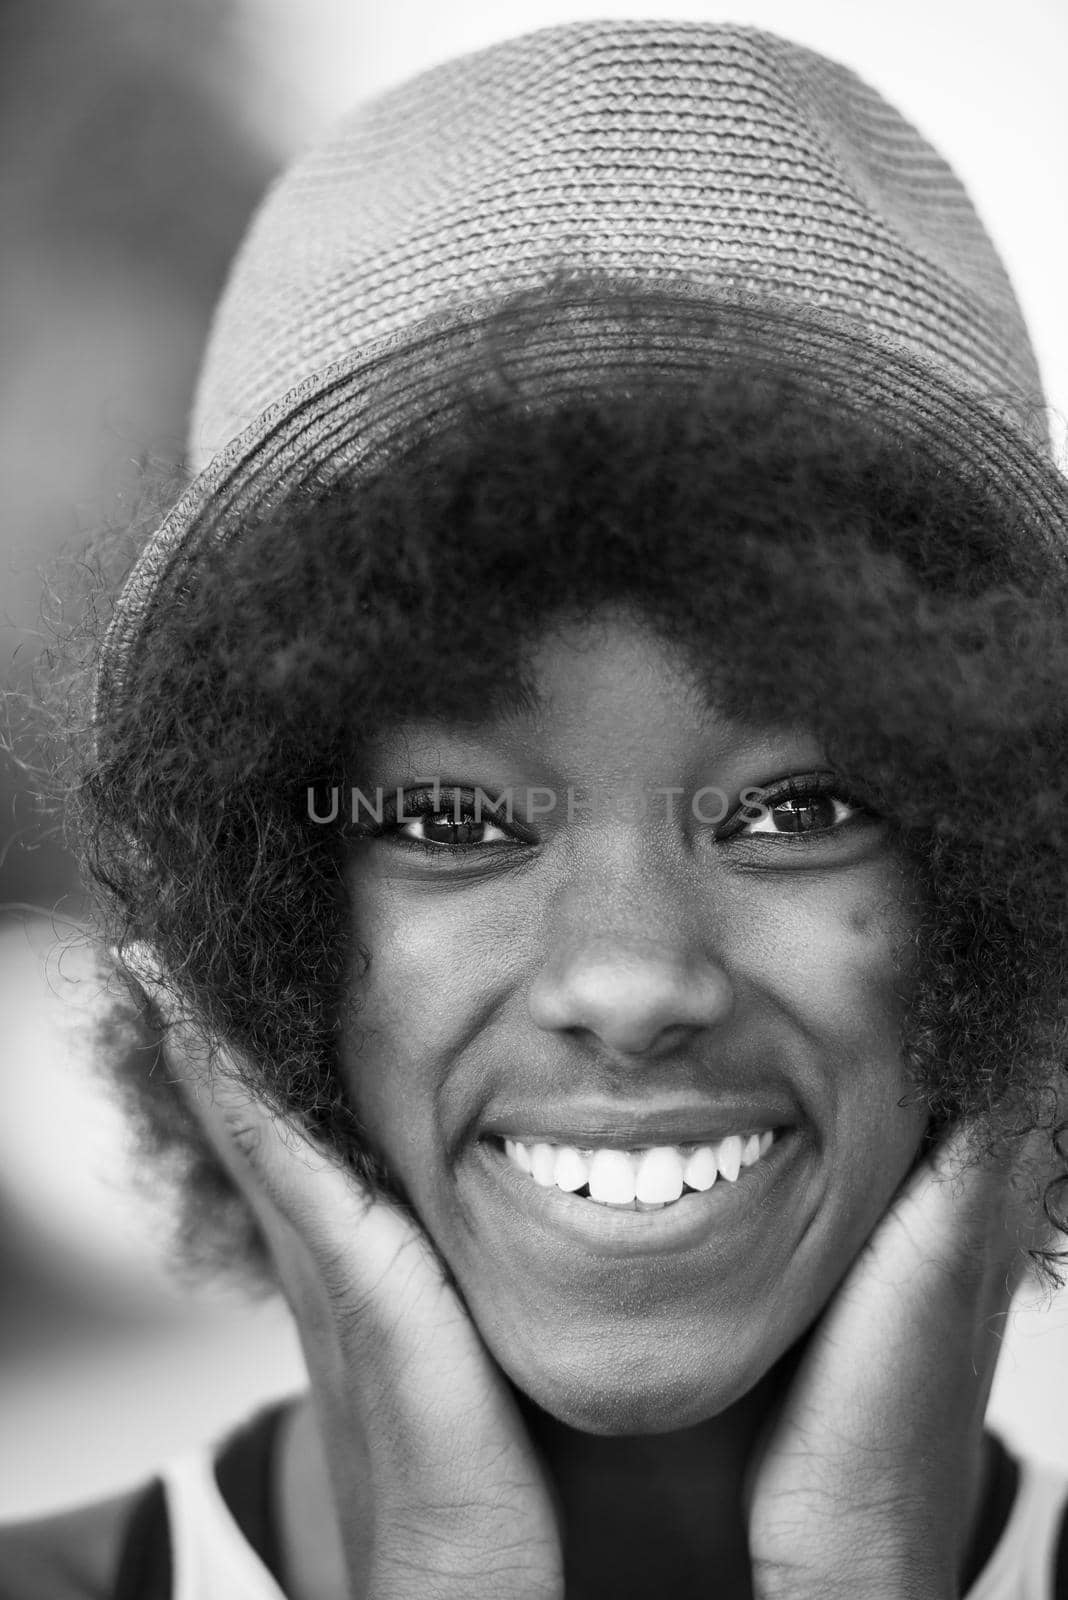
[362,675,547,757]
[476,673,546,728]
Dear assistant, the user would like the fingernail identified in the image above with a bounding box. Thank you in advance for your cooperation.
[121,941,165,989]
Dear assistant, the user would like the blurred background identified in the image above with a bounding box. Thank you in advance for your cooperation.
[1,0,1066,1520]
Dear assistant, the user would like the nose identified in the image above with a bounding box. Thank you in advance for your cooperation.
[527,933,735,1058]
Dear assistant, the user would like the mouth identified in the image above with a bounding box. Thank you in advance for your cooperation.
[498,1129,775,1209]
[470,1124,800,1259]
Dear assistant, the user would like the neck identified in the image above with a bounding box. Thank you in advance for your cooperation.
[274,1361,997,1600]
[513,1379,774,1600]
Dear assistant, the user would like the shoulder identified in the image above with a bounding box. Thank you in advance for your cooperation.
[1048,1463,1068,1599]
[0,1487,143,1600]
[970,1441,1068,1600]
[0,1399,295,1600]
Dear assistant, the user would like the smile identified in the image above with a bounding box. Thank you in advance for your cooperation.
[502,1131,776,1208]
[471,1127,800,1259]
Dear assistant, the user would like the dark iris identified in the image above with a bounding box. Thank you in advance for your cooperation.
[769,795,837,833]
[419,813,489,846]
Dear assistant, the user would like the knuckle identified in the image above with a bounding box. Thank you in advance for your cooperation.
[225,1116,263,1165]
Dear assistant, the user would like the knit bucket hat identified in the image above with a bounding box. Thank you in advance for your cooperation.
[95,18,1068,725]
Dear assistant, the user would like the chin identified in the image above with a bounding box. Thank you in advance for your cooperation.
[494,1325,770,1436]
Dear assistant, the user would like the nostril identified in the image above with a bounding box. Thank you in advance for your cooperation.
[527,939,735,1054]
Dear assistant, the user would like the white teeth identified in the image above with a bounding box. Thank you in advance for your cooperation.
[682,1145,718,1191]
[530,1143,557,1187]
[553,1146,588,1192]
[587,1149,637,1204]
[717,1134,742,1182]
[501,1129,777,1202]
[740,1133,762,1168]
[504,1137,532,1174]
[502,1139,530,1177]
[634,1146,685,1204]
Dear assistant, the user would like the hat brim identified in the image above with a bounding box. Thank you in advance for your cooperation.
[96,276,1068,726]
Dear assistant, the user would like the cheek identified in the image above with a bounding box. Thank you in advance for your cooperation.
[736,861,916,1074]
[338,868,511,1181]
[739,868,927,1250]
[724,856,925,1164]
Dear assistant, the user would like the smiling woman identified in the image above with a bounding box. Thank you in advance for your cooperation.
[335,600,927,1438]
[9,17,1068,1600]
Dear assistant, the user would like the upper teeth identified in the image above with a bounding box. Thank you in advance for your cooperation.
[503,1131,774,1205]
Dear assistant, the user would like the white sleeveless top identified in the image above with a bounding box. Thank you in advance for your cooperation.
[161,1450,287,1600]
[159,1441,1068,1600]
[966,1456,1068,1600]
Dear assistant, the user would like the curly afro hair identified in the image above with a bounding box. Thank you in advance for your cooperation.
[33,291,1068,1287]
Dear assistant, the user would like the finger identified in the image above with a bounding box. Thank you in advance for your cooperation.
[866,1117,1050,1335]
[120,941,445,1299]
[121,940,263,1178]
[912,1117,1051,1257]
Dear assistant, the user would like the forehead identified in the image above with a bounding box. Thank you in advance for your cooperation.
[358,605,826,784]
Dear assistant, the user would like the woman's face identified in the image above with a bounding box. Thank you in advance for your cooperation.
[340,606,928,1433]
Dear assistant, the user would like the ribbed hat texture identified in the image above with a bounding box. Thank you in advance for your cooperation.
[97,19,1067,719]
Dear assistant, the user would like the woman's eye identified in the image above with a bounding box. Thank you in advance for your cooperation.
[398,810,512,849]
[380,789,523,854]
[738,787,866,837]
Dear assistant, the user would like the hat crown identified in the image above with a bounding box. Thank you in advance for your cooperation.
[189,19,1049,471]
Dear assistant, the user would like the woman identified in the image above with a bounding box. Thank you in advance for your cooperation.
[5,19,1068,1599]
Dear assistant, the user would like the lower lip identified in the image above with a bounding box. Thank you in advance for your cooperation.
[467,1131,802,1260]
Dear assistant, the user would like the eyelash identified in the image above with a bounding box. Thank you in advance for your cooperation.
[372,788,531,859]
[372,774,877,858]
[728,771,875,842]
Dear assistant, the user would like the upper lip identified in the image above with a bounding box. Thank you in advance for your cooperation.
[480,1096,797,1149]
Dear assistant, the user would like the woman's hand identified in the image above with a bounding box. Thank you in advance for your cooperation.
[128,950,563,1600]
[745,1117,1050,1600]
